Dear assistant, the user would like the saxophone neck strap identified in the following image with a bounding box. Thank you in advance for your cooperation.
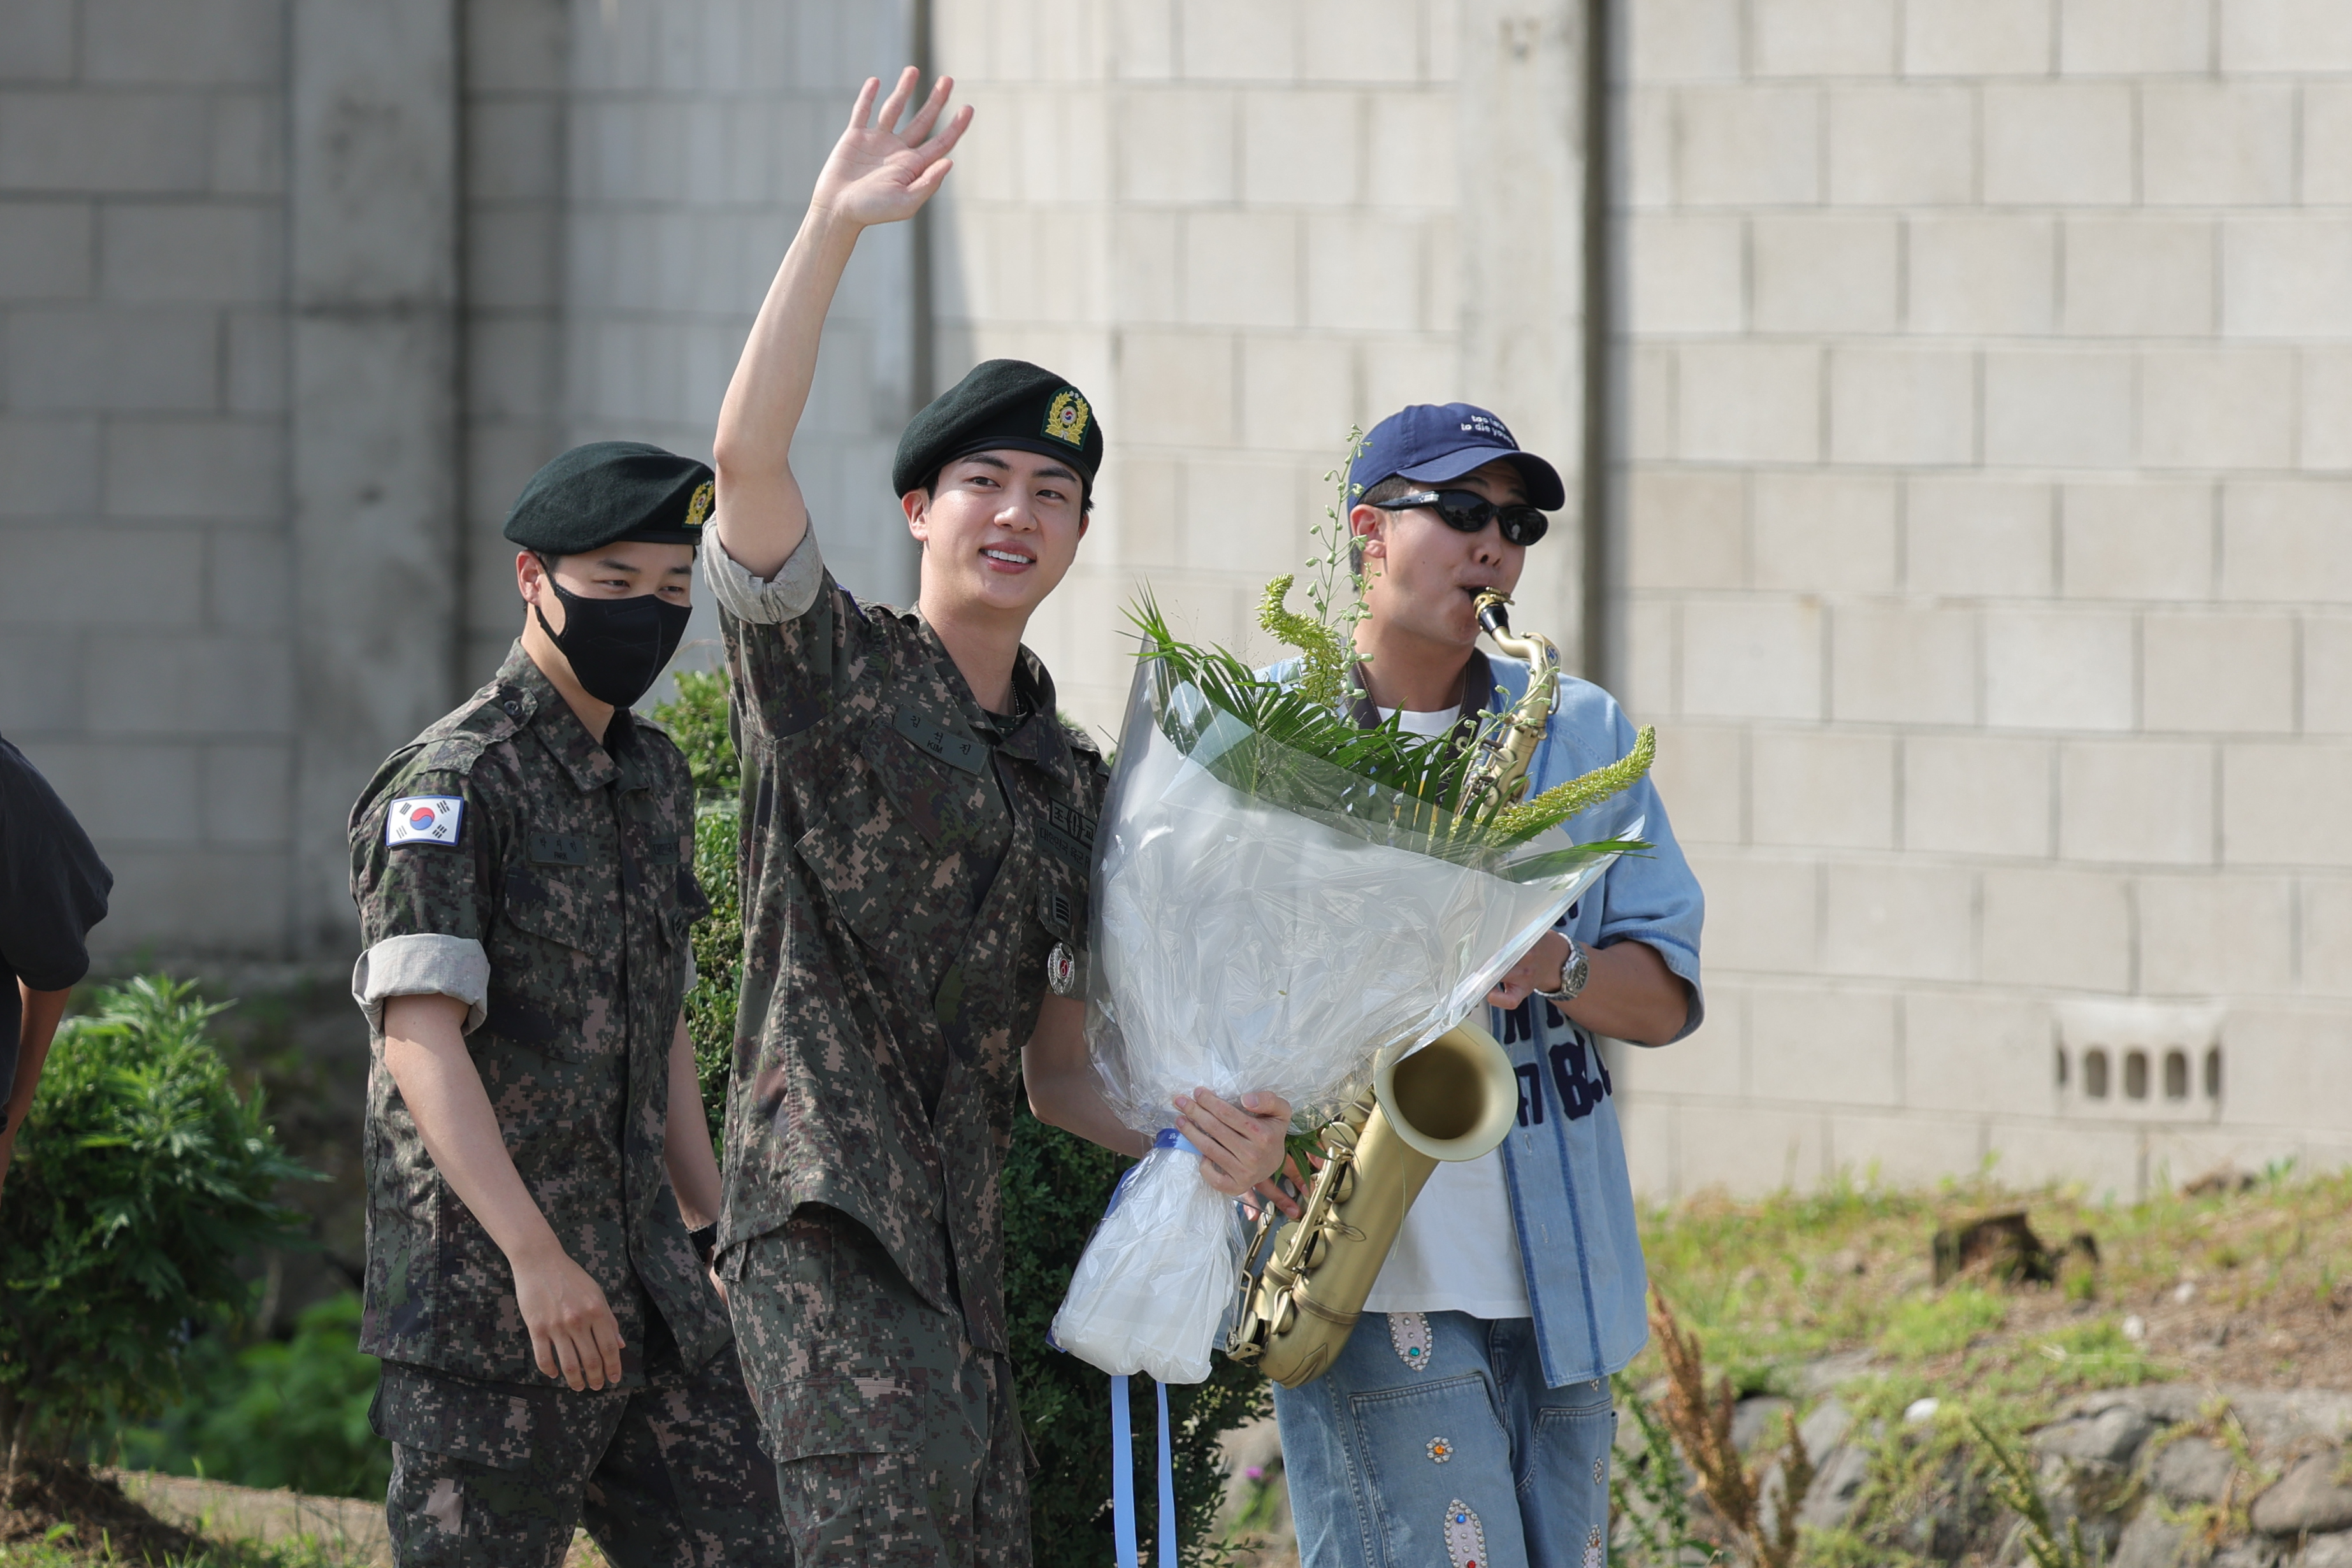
[1345,648,1499,750]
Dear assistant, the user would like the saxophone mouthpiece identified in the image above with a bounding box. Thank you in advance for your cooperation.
[1473,590,1513,638]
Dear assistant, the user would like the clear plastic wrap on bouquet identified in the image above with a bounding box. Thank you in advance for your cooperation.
[1050,1132,1243,1385]
[1050,661,1639,1382]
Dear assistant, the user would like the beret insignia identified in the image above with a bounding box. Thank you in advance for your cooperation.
[684,480,714,530]
[1043,389,1091,449]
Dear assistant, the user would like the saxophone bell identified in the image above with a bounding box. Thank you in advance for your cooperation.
[1374,1024,1520,1165]
[1227,1022,1520,1389]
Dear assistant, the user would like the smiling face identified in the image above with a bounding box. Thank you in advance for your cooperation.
[1350,458,1529,655]
[904,447,1090,626]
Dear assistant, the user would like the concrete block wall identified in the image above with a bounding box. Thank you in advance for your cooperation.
[0,0,299,956]
[3,0,928,962]
[461,0,570,686]
[934,0,1591,736]
[1611,0,2352,1199]
[461,0,925,691]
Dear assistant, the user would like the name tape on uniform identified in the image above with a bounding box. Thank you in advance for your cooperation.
[892,705,988,774]
[387,796,464,848]
[528,830,588,865]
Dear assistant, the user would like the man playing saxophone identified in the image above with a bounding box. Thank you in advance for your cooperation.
[1271,404,1706,1568]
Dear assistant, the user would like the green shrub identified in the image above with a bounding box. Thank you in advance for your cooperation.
[0,978,312,1476]
[653,668,1269,1564]
[113,1293,389,1500]
[658,670,743,1130]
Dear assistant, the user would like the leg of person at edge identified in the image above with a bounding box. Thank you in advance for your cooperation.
[699,69,1294,1567]
[1266,405,1707,1568]
[347,450,788,1567]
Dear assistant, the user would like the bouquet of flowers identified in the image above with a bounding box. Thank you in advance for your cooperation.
[1050,467,1654,1384]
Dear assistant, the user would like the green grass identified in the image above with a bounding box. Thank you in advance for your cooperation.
[1624,1167,2352,1564]
[1635,1164,2352,1396]
[0,1537,377,1567]
[1875,1286,2007,1360]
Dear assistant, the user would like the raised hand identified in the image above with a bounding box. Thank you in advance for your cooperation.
[810,67,972,229]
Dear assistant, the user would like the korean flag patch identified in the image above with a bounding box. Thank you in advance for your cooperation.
[386,795,464,848]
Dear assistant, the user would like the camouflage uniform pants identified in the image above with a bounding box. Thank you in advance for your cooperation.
[723,1206,1028,1567]
[373,1332,788,1568]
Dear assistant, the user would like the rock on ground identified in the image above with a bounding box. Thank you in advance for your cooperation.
[2253,1453,2352,1537]
[2110,1510,2211,1568]
[2149,1436,2238,1505]
[1796,1441,1873,1533]
[2035,1402,2157,1467]
[2302,1531,2352,1568]
[1730,1395,1794,1455]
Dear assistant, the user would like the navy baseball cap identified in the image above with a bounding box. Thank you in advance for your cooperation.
[1346,403,1566,512]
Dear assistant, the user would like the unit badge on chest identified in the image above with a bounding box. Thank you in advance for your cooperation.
[1046,941,1078,998]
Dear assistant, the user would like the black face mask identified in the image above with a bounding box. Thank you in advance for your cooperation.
[535,576,691,710]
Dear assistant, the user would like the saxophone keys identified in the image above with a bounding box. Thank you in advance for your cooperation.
[1329,1166,1357,1203]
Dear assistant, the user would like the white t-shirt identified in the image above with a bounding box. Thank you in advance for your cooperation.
[1357,705,1532,1320]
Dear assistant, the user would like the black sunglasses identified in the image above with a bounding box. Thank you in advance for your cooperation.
[1369,489,1550,547]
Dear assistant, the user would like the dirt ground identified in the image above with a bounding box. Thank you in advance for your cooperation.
[0,1460,210,1564]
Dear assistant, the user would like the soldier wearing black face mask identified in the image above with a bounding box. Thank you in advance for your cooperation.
[345,443,788,1568]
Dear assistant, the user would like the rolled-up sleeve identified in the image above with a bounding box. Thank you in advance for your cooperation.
[352,933,491,1035]
[349,765,498,1039]
[1552,687,1706,1043]
[701,525,824,626]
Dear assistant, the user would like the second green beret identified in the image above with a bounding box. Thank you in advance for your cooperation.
[503,441,714,555]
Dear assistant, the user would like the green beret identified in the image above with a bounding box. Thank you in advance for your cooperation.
[502,442,715,555]
[891,359,1103,501]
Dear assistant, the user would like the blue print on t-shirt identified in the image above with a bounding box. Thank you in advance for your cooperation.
[1501,998,1613,1128]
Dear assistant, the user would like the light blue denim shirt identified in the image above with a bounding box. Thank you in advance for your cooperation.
[1264,652,1706,1388]
[1481,653,1704,1388]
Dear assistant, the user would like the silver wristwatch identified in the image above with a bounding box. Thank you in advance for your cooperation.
[1536,938,1589,1003]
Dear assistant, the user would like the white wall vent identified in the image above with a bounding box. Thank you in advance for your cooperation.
[2053,1002,2223,1124]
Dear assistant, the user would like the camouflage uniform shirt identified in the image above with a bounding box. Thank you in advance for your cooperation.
[708,532,1106,1359]
[347,642,729,1386]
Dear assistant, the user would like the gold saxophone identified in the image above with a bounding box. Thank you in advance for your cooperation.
[1226,591,1558,1387]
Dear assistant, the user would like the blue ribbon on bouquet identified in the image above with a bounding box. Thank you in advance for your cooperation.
[1110,1374,1178,1568]
[1075,1126,1194,1568]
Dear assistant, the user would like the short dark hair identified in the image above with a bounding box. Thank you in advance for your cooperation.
[1349,474,1415,572]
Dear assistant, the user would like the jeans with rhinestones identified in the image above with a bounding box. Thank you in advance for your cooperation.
[1272,1309,1615,1568]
